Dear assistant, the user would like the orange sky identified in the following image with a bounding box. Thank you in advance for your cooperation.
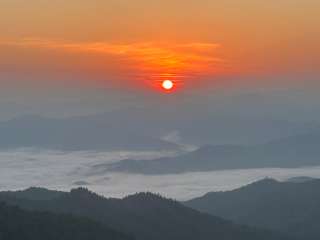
[1,0,319,91]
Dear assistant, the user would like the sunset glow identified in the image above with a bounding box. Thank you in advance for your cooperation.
[1,1,319,91]
[0,39,224,90]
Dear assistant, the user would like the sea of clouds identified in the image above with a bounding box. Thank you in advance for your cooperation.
[1,149,320,200]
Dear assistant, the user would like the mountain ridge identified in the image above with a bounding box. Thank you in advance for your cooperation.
[103,131,320,175]
[0,187,293,240]
[184,178,320,239]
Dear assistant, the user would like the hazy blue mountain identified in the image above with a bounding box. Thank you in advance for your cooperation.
[0,188,293,240]
[0,103,314,151]
[0,202,133,240]
[285,176,318,183]
[104,131,320,174]
[184,178,320,239]
[101,145,251,174]
[0,114,177,151]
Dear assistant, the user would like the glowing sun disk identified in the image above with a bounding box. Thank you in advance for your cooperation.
[162,80,174,90]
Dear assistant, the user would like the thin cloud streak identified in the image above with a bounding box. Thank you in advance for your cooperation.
[0,38,227,84]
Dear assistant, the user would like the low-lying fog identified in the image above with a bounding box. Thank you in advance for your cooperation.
[1,149,320,200]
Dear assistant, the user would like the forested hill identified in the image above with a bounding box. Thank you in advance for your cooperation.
[185,178,320,240]
[0,202,133,240]
[0,187,293,240]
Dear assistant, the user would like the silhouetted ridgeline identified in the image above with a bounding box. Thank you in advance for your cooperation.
[0,187,293,240]
[185,178,320,239]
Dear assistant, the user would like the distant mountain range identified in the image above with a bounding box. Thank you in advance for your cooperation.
[285,176,318,183]
[0,114,177,151]
[184,178,320,240]
[0,107,315,151]
[0,187,292,240]
[104,131,320,174]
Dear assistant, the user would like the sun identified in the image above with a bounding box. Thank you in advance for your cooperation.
[162,80,174,90]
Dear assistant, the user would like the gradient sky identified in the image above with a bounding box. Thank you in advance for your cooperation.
[0,0,320,119]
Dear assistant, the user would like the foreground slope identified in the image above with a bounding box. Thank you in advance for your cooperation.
[185,178,320,239]
[0,188,292,240]
[0,202,132,240]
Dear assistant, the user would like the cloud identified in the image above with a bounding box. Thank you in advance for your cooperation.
[0,38,226,81]
[2,149,320,200]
